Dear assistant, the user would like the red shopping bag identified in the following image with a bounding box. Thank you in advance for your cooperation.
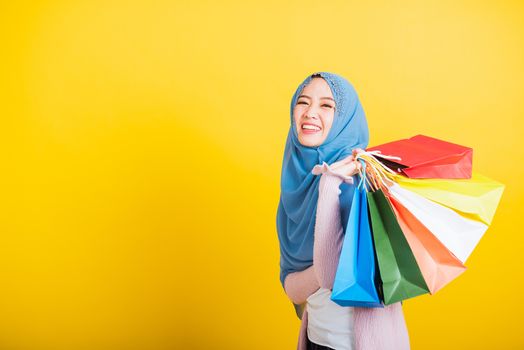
[367,135,472,179]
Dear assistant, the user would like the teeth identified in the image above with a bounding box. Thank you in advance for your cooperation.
[302,124,321,131]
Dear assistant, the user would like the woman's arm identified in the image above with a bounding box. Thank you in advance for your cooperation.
[283,265,320,304]
[284,173,350,302]
[313,173,345,289]
[284,160,358,303]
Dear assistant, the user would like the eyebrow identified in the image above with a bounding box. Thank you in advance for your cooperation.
[298,94,335,102]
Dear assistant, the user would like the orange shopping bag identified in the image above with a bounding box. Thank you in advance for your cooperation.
[385,191,467,294]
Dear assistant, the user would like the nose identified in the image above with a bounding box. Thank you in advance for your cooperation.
[305,106,320,119]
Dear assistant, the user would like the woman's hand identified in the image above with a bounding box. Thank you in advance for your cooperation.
[330,155,362,177]
[352,147,365,158]
[312,152,363,183]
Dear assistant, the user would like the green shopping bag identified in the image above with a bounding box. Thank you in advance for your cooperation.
[367,189,429,304]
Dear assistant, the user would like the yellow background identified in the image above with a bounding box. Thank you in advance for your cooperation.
[1,1,523,349]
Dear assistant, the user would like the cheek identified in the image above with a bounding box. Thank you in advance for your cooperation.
[322,113,335,133]
[292,108,302,126]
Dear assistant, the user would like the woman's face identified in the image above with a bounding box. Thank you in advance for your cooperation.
[293,77,336,147]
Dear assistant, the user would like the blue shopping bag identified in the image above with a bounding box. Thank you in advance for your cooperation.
[331,170,383,308]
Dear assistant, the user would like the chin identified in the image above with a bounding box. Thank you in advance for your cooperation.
[298,136,322,147]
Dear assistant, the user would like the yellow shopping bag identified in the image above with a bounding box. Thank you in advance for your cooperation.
[391,172,504,225]
[355,152,505,226]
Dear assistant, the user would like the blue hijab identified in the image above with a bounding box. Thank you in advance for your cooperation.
[276,72,370,290]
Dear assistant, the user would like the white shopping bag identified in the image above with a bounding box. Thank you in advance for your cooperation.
[388,183,488,263]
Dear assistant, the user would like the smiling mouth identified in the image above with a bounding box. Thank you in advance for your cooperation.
[300,124,322,134]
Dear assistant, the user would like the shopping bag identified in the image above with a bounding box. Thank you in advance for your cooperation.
[391,172,504,225]
[388,183,488,263]
[386,193,467,294]
[367,135,473,179]
[367,189,429,305]
[331,181,382,308]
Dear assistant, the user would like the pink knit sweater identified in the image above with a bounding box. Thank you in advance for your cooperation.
[283,173,411,350]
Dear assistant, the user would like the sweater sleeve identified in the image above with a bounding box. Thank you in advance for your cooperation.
[283,173,346,304]
[283,265,320,305]
[313,173,345,290]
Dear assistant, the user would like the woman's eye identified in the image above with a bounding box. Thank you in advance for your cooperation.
[322,104,334,108]
[297,101,307,105]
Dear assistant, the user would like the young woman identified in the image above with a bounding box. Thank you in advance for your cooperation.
[276,72,410,350]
